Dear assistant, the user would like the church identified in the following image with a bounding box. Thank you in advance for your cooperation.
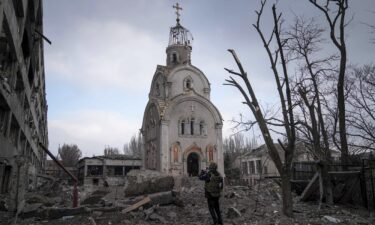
[141,4,224,176]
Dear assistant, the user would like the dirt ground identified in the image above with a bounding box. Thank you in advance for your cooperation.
[1,178,375,225]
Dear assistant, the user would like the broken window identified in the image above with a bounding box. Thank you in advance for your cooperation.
[114,166,123,176]
[125,166,140,175]
[0,164,12,194]
[0,94,10,136]
[106,166,123,176]
[21,30,30,60]
[249,161,255,174]
[172,53,177,63]
[256,160,262,174]
[263,166,268,175]
[12,0,25,17]
[1,19,17,92]
[242,162,248,175]
[19,132,26,154]
[14,71,25,104]
[25,141,31,157]
[87,165,103,176]
[9,115,20,147]
[27,65,34,87]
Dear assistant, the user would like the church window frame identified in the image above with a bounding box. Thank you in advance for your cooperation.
[208,146,214,162]
[183,76,193,90]
[171,52,178,64]
[186,79,191,89]
[155,83,160,96]
[190,118,195,135]
[180,120,185,135]
[199,120,206,136]
[171,144,180,163]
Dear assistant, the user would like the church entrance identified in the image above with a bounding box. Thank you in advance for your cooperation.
[187,152,199,176]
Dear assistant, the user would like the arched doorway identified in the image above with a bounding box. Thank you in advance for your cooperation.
[187,152,199,176]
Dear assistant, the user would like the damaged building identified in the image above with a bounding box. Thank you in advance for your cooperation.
[77,155,141,187]
[0,0,48,211]
[141,11,224,176]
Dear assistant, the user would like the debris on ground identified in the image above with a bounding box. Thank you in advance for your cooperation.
[1,177,375,225]
[124,170,175,196]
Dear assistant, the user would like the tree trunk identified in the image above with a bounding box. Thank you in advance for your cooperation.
[281,172,293,217]
[322,163,334,205]
[317,161,333,207]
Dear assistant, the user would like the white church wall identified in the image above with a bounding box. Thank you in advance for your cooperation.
[168,67,209,99]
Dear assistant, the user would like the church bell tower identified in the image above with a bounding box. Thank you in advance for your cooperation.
[166,3,193,67]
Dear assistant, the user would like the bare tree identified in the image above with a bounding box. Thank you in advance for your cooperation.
[286,16,335,205]
[363,11,375,44]
[347,65,375,151]
[104,146,120,156]
[58,144,82,167]
[224,1,296,217]
[223,133,258,169]
[123,133,143,157]
[308,0,350,164]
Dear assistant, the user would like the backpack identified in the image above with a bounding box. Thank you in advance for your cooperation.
[205,172,223,198]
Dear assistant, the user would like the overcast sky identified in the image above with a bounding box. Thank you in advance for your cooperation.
[43,0,375,157]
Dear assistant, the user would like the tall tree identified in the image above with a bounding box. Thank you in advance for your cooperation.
[104,146,120,156]
[308,0,350,164]
[347,65,375,151]
[123,133,143,157]
[286,16,335,204]
[58,144,82,167]
[224,1,296,217]
[223,133,258,169]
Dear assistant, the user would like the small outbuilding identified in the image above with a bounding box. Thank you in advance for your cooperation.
[77,155,141,187]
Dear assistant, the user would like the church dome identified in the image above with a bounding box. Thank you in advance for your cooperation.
[168,21,193,47]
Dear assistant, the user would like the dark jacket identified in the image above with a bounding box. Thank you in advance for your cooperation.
[199,170,223,198]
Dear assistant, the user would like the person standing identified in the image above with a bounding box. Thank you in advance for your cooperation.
[199,162,224,225]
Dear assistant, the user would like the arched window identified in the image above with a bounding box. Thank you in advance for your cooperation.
[208,146,214,162]
[184,77,193,90]
[190,118,195,135]
[155,83,160,96]
[173,146,179,163]
[186,79,191,89]
[172,53,177,63]
[199,121,205,135]
[181,120,185,135]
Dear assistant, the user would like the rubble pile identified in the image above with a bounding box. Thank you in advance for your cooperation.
[1,177,374,225]
[124,170,174,196]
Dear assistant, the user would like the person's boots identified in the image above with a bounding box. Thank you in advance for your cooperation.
[215,207,223,224]
[209,207,218,224]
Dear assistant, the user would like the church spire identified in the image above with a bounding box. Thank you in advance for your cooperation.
[173,3,183,25]
[166,3,193,67]
[168,3,193,47]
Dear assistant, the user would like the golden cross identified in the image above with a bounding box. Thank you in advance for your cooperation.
[173,3,183,20]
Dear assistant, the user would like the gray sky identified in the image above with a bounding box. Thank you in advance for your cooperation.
[43,0,375,156]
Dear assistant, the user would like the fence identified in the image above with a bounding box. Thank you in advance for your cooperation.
[362,159,375,210]
[292,161,316,181]
[292,160,375,211]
